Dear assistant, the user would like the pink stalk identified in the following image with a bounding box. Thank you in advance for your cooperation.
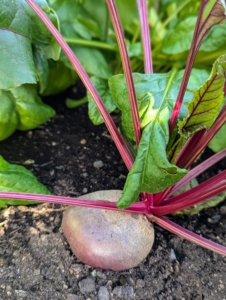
[106,0,141,147]
[137,0,153,73]
[169,0,206,135]
[148,215,226,256]
[176,129,206,168]
[181,107,226,169]
[0,191,150,214]
[25,0,133,170]
[169,148,226,197]
[151,174,226,216]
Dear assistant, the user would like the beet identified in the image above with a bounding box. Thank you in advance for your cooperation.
[62,190,154,271]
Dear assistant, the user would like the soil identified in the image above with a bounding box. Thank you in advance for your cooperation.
[0,82,226,300]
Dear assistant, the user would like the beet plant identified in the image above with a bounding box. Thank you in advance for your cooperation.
[0,0,226,270]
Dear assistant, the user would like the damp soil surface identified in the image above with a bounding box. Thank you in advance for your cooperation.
[0,83,226,300]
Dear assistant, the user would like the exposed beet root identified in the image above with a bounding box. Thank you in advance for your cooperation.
[62,190,154,271]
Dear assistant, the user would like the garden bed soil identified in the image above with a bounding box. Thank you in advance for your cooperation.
[0,83,226,300]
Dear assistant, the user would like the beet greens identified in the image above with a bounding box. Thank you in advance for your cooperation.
[1,0,226,257]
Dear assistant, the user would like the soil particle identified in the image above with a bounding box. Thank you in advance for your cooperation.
[78,277,96,295]
[112,286,135,299]
[97,286,110,300]
[0,85,225,299]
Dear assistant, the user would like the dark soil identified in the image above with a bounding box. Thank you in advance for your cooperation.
[0,83,226,300]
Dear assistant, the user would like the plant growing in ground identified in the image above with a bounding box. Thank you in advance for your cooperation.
[1,0,226,268]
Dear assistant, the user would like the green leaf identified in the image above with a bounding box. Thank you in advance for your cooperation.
[162,16,197,54]
[179,68,210,91]
[117,117,187,209]
[0,92,19,141]
[0,30,37,90]
[42,59,78,96]
[196,0,226,51]
[0,85,55,140]
[51,0,101,40]
[87,77,117,125]
[0,0,60,89]
[11,84,56,131]
[109,72,193,142]
[33,48,49,94]
[0,156,50,208]
[109,72,190,209]
[179,55,226,138]
[61,46,112,80]
[200,23,226,52]
[208,123,226,152]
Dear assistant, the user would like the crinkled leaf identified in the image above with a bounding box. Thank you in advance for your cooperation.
[0,156,50,208]
[117,115,187,209]
[0,0,60,89]
[61,46,112,80]
[109,72,193,142]
[0,85,55,140]
[88,77,117,125]
[208,123,226,152]
[109,72,190,209]
[179,55,226,138]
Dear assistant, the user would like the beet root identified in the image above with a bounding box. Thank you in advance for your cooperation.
[62,190,154,271]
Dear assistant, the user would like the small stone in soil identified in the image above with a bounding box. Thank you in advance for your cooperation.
[93,160,104,169]
[169,248,177,261]
[26,131,33,138]
[79,277,96,295]
[67,294,79,300]
[112,286,135,299]
[98,286,110,300]
[208,215,221,223]
[82,188,88,194]
[80,139,87,144]
[220,206,226,215]
[15,290,28,298]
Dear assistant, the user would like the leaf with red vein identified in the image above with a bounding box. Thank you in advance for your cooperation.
[179,54,226,138]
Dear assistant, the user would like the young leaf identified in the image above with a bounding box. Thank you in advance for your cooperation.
[109,72,193,142]
[110,72,192,209]
[0,156,50,208]
[179,55,226,138]
[87,77,117,125]
[117,118,187,209]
